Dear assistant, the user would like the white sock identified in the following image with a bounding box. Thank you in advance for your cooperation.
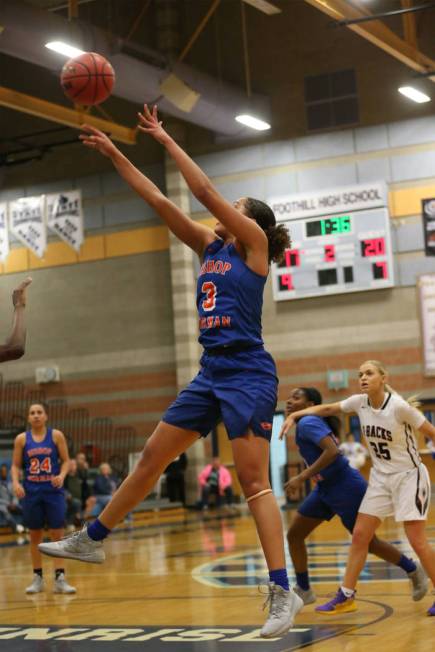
[341,586,355,598]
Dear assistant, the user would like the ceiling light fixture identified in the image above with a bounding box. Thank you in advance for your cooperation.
[45,41,85,58]
[235,114,271,131]
[398,86,431,103]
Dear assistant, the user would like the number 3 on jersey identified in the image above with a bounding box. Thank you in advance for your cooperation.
[201,281,217,311]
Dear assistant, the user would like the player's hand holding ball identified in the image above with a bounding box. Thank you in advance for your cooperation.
[137,105,170,145]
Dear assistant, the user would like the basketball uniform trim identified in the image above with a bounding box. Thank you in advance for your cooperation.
[404,423,420,469]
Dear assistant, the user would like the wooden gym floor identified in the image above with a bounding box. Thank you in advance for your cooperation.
[1,502,434,651]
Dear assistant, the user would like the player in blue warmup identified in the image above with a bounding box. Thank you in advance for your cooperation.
[284,387,427,606]
[38,105,303,638]
[11,403,76,594]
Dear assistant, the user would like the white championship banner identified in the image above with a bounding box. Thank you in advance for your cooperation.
[46,189,84,252]
[9,195,47,258]
[0,202,9,262]
[418,273,435,377]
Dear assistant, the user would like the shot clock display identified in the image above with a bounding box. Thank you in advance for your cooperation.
[272,207,394,301]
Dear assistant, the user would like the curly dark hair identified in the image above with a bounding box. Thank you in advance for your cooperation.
[244,197,291,264]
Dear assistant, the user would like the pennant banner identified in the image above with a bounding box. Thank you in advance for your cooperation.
[46,190,84,252]
[9,196,46,259]
[0,203,9,262]
[422,198,435,256]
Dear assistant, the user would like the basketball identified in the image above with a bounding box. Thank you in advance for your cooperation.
[60,52,115,106]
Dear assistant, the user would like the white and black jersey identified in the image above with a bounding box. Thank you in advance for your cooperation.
[340,393,425,474]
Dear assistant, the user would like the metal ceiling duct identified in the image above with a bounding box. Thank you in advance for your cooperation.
[0,0,270,137]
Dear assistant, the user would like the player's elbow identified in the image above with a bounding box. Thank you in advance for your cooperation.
[194,182,214,204]
[0,345,25,361]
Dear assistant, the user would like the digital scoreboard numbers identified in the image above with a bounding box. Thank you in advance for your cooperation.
[270,183,394,301]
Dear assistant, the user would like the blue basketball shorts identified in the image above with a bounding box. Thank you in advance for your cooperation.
[298,467,368,533]
[163,347,278,440]
[22,488,66,530]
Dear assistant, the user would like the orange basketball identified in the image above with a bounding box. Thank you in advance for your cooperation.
[61,52,115,106]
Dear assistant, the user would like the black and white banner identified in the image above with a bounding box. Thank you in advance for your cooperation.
[46,190,84,252]
[0,203,9,262]
[9,196,46,258]
[422,198,435,257]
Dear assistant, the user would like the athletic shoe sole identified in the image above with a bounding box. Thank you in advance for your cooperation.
[38,544,105,564]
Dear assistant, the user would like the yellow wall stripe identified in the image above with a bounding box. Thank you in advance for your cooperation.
[389,183,435,218]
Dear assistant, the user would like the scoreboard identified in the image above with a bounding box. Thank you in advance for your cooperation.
[270,183,394,301]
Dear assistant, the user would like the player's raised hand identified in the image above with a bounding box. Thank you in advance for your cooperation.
[279,414,295,439]
[80,124,118,158]
[12,277,32,308]
[137,105,170,144]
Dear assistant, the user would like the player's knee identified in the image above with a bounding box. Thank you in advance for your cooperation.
[241,478,267,498]
[408,534,427,555]
[351,525,371,548]
[287,526,303,547]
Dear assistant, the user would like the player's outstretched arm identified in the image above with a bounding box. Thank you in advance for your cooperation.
[0,277,32,363]
[137,106,267,258]
[80,125,215,256]
[279,402,343,439]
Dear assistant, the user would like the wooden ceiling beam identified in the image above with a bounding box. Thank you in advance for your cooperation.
[0,86,136,145]
[304,0,435,77]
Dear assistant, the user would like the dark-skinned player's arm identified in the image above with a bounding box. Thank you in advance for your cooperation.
[79,125,215,257]
[137,106,268,275]
[280,402,343,439]
[285,436,340,492]
[0,278,32,363]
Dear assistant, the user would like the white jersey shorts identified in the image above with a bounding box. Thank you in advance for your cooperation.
[359,463,431,521]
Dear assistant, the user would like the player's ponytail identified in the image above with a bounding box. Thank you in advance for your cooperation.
[244,197,291,264]
[363,360,421,410]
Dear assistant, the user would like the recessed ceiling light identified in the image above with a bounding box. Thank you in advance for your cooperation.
[398,86,431,103]
[45,41,85,58]
[235,114,271,131]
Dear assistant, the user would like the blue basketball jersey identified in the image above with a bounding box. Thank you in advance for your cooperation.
[296,415,349,483]
[197,239,266,350]
[23,428,61,493]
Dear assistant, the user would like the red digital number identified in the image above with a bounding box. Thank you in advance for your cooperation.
[361,237,385,257]
[279,274,294,290]
[284,249,301,267]
[324,244,335,262]
[373,262,388,279]
[201,281,217,311]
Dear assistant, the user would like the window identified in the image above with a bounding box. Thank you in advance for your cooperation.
[304,69,359,131]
